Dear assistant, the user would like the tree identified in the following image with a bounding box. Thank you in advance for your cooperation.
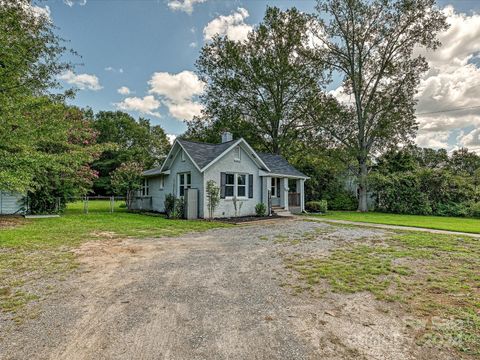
[0,0,75,193]
[195,6,329,155]
[111,162,144,210]
[25,103,102,213]
[310,0,448,211]
[92,111,170,195]
[205,180,220,219]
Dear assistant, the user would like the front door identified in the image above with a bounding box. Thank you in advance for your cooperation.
[271,177,281,206]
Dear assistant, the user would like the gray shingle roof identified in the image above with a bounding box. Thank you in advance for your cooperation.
[143,167,162,176]
[143,138,308,178]
[257,153,308,178]
[177,138,236,169]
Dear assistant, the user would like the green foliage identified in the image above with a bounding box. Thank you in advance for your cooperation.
[110,162,144,210]
[206,180,220,219]
[164,194,185,219]
[92,111,170,195]
[194,6,327,155]
[327,191,357,211]
[0,1,77,193]
[255,203,267,217]
[305,200,328,213]
[371,151,480,217]
[310,0,448,211]
[24,105,101,214]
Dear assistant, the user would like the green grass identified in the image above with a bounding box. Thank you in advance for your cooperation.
[289,231,480,355]
[310,211,480,234]
[0,201,228,318]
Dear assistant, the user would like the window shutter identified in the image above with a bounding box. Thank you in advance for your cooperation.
[220,172,226,199]
[248,174,253,198]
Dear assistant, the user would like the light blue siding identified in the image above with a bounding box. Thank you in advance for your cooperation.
[0,191,24,215]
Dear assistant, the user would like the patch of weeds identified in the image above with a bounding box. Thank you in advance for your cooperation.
[288,231,480,356]
[258,235,269,241]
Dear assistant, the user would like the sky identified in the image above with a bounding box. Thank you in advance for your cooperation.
[33,0,480,152]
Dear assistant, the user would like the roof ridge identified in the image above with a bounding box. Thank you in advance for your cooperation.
[177,138,237,146]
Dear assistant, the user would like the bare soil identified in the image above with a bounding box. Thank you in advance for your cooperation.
[0,220,458,360]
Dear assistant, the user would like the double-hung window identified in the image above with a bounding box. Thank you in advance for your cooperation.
[225,173,235,197]
[224,173,247,198]
[142,179,149,196]
[237,174,246,197]
[178,173,191,197]
[271,177,280,197]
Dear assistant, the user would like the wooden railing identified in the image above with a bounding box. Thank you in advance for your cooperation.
[288,192,300,207]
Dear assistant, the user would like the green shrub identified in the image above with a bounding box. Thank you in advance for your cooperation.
[165,194,184,219]
[469,202,480,218]
[306,200,328,213]
[255,203,267,217]
[327,191,357,211]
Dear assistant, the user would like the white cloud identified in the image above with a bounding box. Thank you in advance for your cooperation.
[167,0,205,14]
[166,101,203,121]
[148,70,204,121]
[63,0,86,7]
[59,70,102,91]
[413,6,480,151]
[117,86,131,95]
[189,42,197,48]
[203,7,252,42]
[115,96,161,118]
[148,70,204,103]
[167,134,177,144]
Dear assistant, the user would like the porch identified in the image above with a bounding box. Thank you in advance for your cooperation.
[260,175,305,214]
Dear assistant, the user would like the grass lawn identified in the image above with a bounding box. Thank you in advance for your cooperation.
[289,230,480,356]
[0,201,228,319]
[311,211,480,234]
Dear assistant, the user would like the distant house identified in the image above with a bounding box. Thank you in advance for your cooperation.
[131,132,308,218]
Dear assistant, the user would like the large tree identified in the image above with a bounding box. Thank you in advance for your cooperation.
[91,111,170,195]
[0,0,74,192]
[194,6,329,155]
[309,0,448,211]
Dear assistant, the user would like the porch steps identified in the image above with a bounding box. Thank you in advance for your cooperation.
[271,206,292,217]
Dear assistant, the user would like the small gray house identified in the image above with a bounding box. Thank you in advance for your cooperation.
[131,132,308,219]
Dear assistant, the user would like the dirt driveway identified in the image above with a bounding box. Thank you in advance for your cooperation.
[1,220,454,360]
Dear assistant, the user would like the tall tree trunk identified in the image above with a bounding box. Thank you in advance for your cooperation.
[357,159,368,212]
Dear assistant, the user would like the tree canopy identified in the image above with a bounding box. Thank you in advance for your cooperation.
[91,111,170,195]
[307,0,448,211]
[194,6,329,156]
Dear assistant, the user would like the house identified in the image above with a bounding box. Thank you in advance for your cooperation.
[131,132,308,218]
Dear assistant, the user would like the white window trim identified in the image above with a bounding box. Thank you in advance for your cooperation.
[159,175,164,190]
[141,178,150,197]
[225,173,248,199]
[178,172,191,197]
[271,177,277,198]
[181,149,186,162]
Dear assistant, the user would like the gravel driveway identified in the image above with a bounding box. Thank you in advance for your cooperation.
[1,220,453,360]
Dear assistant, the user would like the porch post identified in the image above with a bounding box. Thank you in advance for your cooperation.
[280,178,289,210]
[262,176,271,205]
[300,179,305,212]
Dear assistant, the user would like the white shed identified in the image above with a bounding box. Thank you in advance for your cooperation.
[0,191,25,215]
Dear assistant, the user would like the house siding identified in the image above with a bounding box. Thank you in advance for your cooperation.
[0,191,24,215]
[133,147,205,217]
[203,146,261,218]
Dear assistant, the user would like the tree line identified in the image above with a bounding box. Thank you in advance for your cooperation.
[5,0,474,217]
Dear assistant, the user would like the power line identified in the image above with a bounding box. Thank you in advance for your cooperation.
[416,105,480,116]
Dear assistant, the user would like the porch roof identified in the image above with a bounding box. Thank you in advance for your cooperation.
[257,153,308,179]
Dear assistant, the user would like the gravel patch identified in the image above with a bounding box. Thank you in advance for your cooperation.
[0,220,453,360]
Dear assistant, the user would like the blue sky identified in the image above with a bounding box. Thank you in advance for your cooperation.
[36,0,480,151]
